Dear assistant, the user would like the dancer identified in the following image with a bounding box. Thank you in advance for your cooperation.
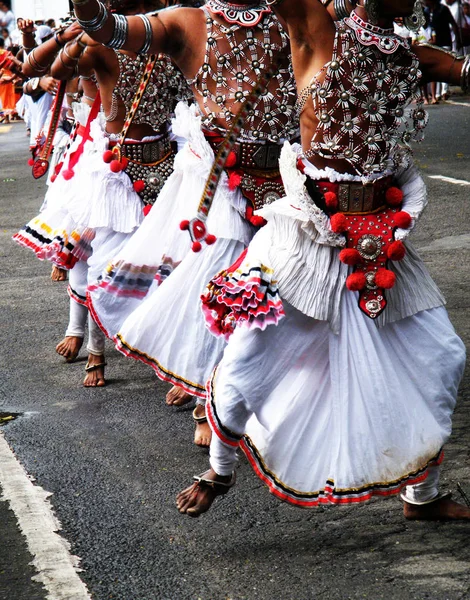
[76,0,298,444]
[16,0,190,386]
[174,0,470,518]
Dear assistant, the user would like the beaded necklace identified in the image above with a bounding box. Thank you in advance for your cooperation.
[205,0,271,27]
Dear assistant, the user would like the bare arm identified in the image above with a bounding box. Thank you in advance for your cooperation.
[415,43,467,85]
[22,22,83,77]
[72,1,193,58]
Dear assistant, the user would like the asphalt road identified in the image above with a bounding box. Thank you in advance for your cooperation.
[0,96,469,600]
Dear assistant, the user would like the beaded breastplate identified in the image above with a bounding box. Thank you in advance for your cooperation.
[191,4,298,142]
[297,11,428,176]
[113,52,190,128]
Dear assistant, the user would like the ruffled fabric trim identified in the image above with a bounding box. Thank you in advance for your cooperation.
[87,261,159,300]
[202,252,285,341]
[68,283,87,307]
[241,437,444,508]
[114,332,206,398]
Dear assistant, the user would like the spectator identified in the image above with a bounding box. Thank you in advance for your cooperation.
[46,19,56,29]
[1,26,11,48]
[424,0,461,100]
[0,1,15,34]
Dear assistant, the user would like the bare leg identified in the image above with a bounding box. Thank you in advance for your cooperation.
[176,468,234,517]
[193,403,211,448]
[84,316,106,387]
[56,298,87,362]
[83,352,106,387]
[404,496,470,520]
[51,265,68,282]
[166,385,193,406]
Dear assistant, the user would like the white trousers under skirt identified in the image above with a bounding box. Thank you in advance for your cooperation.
[208,293,465,507]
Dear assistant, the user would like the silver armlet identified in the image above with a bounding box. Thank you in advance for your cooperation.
[136,14,153,55]
[461,55,470,93]
[106,13,128,50]
[76,1,109,32]
[334,0,350,19]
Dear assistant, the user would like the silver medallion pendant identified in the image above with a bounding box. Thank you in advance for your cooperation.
[206,0,271,26]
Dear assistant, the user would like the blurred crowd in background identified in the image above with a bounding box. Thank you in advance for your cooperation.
[1,0,469,125]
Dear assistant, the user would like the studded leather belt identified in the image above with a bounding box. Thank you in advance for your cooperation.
[109,135,176,165]
[204,131,282,171]
[306,176,394,215]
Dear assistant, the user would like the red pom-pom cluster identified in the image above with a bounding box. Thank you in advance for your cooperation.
[110,159,123,173]
[331,212,347,233]
[339,248,362,265]
[192,241,202,252]
[393,211,412,229]
[180,219,190,231]
[387,240,406,261]
[28,158,35,166]
[375,268,396,289]
[324,191,338,212]
[385,186,404,207]
[133,180,145,193]
[225,151,238,168]
[228,171,242,191]
[206,234,217,245]
[102,150,114,164]
[62,169,74,180]
[346,272,367,291]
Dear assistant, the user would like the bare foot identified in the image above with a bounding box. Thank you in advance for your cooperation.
[176,468,235,518]
[56,336,83,363]
[193,404,212,448]
[83,354,106,387]
[51,265,68,282]
[404,495,470,520]
[166,385,193,406]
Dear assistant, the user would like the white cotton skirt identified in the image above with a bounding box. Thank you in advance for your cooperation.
[13,110,144,270]
[208,294,466,507]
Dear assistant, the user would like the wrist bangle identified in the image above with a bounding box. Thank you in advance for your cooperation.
[27,48,49,73]
[76,36,87,49]
[136,14,152,54]
[54,31,65,46]
[63,42,82,61]
[59,49,78,69]
[106,13,128,49]
[76,1,109,33]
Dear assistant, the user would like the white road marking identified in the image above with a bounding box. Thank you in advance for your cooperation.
[445,100,470,107]
[0,433,91,600]
[428,175,470,186]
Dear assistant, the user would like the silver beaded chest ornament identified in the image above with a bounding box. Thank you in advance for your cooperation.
[298,10,428,177]
[194,0,298,143]
[103,53,190,205]
[296,11,430,319]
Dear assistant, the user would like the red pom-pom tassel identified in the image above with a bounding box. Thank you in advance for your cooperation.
[192,241,202,253]
[110,160,123,173]
[180,220,190,231]
[28,158,35,166]
[228,171,242,191]
[205,234,217,245]
[103,150,114,164]
[225,151,237,168]
[133,180,145,193]
[375,268,396,289]
[393,211,412,229]
[120,157,129,169]
[385,186,404,207]
[346,272,367,291]
[387,240,406,261]
[324,191,338,212]
[330,212,347,233]
[143,205,152,217]
[339,248,362,265]
[62,169,74,180]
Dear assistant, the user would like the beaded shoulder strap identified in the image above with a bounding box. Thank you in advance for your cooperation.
[180,52,284,252]
[111,53,158,162]
[32,80,67,179]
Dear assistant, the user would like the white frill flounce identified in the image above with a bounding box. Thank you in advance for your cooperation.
[88,102,255,341]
